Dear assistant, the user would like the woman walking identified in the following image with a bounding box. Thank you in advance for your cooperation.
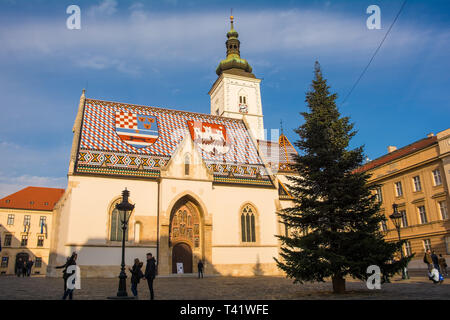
[129,258,144,298]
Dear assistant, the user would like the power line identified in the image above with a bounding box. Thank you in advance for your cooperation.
[342,0,408,104]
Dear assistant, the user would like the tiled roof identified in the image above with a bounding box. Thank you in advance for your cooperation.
[76,99,272,186]
[257,134,298,173]
[357,135,438,173]
[0,187,65,211]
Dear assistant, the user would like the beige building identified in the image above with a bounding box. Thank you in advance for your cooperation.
[47,17,297,277]
[0,187,64,275]
[359,129,450,269]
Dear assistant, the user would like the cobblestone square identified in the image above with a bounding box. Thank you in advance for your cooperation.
[0,273,449,300]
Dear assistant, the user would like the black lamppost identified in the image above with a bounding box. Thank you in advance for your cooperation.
[389,203,409,280]
[108,188,135,299]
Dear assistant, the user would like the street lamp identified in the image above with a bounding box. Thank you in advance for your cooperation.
[389,203,409,280]
[108,188,135,299]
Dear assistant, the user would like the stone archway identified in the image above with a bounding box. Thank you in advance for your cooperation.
[159,193,212,275]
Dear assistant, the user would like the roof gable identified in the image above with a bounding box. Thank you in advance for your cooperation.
[0,187,65,211]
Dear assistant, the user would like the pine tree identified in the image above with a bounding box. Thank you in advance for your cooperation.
[275,62,411,294]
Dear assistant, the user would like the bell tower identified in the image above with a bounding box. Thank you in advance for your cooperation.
[208,15,264,141]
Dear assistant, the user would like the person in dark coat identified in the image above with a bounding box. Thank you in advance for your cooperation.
[16,258,24,277]
[198,260,204,279]
[26,258,34,277]
[424,249,433,271]
[431,250,440,272]
[56,252,78,300]
[21,259,27,277]
[144,253,156,300]
[129,258,144,297]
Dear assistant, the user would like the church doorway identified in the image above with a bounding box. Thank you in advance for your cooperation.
[15,252,29,275]
[172,242,193,274]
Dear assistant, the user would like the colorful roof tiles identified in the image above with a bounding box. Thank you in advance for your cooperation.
[76,99,272,186]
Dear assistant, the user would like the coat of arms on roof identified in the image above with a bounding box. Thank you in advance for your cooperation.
[115,111,159,148]
[187,120,230,156]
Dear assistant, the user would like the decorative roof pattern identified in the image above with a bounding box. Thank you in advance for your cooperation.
[257,134,298,173]
[0,187,65,211]
[76,99,272,186]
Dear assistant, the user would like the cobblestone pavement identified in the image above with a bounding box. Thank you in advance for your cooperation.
[0,274,449,300]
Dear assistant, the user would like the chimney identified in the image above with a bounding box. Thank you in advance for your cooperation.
[427,133,434,138]
[388,146,397,153]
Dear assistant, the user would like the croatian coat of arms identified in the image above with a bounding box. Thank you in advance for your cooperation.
[187,120,230,156]
[115,111,159,148]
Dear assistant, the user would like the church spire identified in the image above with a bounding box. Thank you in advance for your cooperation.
[215,14,253,76]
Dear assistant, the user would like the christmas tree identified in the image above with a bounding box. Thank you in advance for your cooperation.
[275,62,410,293]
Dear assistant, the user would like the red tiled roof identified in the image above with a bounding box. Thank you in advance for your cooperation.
[357,135,438,173]
[0,187,65,211]
[257,134,298,172]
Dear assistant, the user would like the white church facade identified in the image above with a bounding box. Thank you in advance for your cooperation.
[48,16,298,277]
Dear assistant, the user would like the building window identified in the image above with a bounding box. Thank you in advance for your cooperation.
[1,257,9,268]
[241,204,256,243]
[184,154,190,176]
[7,214,14,225]
[37,236,44,247]
[39,216,47,232]
[239,95,247,105]
[412,176,422,192]
[35,257,42,268]
[23,215,31,231]
[432,169,442,186]
[418,206,428,224]
[394,182,403,197]
[404,241,412,256]
[400,210,408,228]
[21,235,28,247]
[4,234,12,247]
[375,186,383,203]
[423,239,432,252]
[110,206,128,242]
[439,201,448,220]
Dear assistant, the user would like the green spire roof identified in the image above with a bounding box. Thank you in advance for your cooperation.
[216,16,253,76]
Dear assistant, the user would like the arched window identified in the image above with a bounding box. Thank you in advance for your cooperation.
[184,154,190,176]
[241,204,256,243]
[109,201,129,242]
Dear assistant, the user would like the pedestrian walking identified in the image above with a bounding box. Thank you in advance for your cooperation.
[21,259,27,277]
[423,249,433,271]
[56,252,78,300]
[431,250,440,272]
[129,258,144,298]
[16,258,24,277]
[438,254,447,276]
[26,258,34,277]
[198,260,204,279]
[144,253,156,300]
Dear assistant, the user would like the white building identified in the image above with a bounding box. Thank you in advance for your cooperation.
[48,16,297,277]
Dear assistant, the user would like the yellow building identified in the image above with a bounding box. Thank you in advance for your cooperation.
[359,129,450,270]
[0,187,64,275]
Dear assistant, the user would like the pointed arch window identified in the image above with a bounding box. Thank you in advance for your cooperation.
[241,204,256,242]
[110,202,129,242]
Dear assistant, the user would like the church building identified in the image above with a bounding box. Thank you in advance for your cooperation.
[48,16,297,277]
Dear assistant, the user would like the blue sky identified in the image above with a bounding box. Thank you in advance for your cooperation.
[0,0,449,197]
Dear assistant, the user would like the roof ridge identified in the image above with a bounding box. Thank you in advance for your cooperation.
[86,98,245,123]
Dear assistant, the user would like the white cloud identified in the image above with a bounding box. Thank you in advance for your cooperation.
[87,0,118,18]
[0,8,445,76]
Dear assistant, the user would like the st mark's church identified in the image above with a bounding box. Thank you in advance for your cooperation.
[48,16,297,277]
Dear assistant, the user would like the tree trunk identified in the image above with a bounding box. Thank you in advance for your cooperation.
[332,276,346,294]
